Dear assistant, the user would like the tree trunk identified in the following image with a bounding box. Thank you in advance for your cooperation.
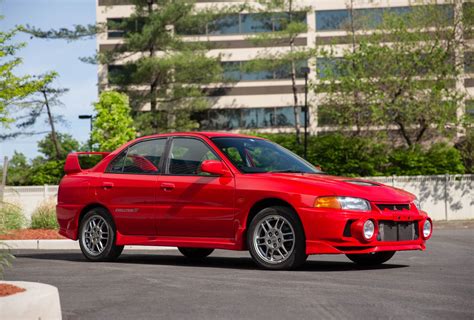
[42,90,61,160]
[395,119,412,147]
[348,0,362,136]
[288,0,301,143]
[147,0,159,133]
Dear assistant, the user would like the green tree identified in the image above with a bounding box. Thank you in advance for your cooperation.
[3,152,31,186]
[0,24,52,129]
[10,74,69,159]
[91,91,136,151]
[102,0,228,134]
[37,132,79,160]
[29,157,65,185]
[316,1,467,147]
[245,1,311,142]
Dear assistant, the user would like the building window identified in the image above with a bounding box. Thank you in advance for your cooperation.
[107,18,144,38]
[222,60,308,82]
[465,52,474,74]
[176,12,306,36]
[464,3,474,27]
[316,57,345,78]
[315,5,453,31]
[195,107,304,130]
[108,64,138,85]
[208,14,240,35]
[466,101,474,118]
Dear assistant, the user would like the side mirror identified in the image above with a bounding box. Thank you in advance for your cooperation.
[200,160,229,176]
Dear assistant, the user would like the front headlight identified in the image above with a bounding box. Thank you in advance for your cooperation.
[314,196,371,211]
[413,199,421,211]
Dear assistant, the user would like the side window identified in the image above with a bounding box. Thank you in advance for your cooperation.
[106,139,166,174]
[168,138,218,175]
[107,152,127,173]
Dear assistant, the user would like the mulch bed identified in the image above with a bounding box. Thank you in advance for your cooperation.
[0,229,65,240]
[0,284,26,297]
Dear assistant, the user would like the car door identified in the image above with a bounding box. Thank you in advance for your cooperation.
[156,137,235,238]
[96,138,167,236]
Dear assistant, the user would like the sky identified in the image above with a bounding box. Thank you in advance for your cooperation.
[0,0,97,160]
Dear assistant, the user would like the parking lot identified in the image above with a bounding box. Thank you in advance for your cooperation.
[5,227,473,320]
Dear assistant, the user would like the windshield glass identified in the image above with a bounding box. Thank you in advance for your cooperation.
[211,137,322,174]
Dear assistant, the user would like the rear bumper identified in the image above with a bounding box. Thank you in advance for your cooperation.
[56,204,81,240]
[298,207,430,255]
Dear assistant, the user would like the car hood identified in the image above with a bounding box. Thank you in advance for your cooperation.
[264,173,415,203]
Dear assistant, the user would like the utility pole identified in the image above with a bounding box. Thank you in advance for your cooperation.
[0,156,9,202]
[301,67,311,160]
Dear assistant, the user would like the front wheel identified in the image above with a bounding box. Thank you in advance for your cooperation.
[346,251,396,266]
[178,247,214,260]
[247,206,307,270]
[79,208,124,262]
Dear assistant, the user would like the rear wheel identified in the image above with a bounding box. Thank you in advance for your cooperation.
[79,208,123,262]
[178,247,214,260]
[346,251,396,266]
[247,206,307,270]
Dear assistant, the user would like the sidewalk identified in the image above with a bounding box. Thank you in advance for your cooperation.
[2,239,175,251]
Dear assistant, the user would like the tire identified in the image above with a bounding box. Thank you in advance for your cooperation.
[79,207,124,262]
[346,251,396,266]
[247,206,307,270]
[178,247,214,260]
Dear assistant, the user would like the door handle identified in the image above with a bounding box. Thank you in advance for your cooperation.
[160,183,175,191]
[102,182,114,189]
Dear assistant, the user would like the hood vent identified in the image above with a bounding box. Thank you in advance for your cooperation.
[344,180,379,187]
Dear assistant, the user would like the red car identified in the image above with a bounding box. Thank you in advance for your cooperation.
[57,132,432,270]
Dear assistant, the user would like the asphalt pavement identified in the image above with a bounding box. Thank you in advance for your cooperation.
[4,228,474,320]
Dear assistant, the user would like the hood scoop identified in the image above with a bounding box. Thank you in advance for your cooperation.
[344,180,380,187]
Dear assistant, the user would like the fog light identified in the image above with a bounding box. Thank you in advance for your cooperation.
[363,220,375,240]
[423,219,432,239]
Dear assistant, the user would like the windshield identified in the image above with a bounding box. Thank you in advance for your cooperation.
[211,137,322,174]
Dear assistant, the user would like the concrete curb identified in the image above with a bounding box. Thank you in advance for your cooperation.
[0,281,62,320]
[3,239,176,251]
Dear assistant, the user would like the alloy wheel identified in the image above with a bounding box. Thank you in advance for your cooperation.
[81,215,110,256]
[253,215,295,264]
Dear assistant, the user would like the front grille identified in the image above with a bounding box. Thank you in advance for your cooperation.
[376,204,410,211]
[377,221,418,241]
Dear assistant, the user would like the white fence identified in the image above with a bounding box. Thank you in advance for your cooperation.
[367,175,472,221]
[3,185,58,222]
[2,175,473,222]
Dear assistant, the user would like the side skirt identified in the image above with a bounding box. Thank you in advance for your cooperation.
[115,231,244,251]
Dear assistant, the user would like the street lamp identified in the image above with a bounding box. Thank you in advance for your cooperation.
[79,114,93,150]
[300,66,310,160]
[78,114,93,131]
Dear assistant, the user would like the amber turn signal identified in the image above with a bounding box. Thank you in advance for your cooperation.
[314,197,341,209]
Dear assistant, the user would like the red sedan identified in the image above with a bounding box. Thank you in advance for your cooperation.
[57,132,432,270]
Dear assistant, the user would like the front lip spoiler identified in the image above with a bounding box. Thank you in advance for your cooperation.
[306,240,425,255]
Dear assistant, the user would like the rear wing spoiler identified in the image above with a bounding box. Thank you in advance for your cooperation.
[64,152,111,174]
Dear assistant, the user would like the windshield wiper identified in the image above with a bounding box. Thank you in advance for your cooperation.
[269,169,306,173]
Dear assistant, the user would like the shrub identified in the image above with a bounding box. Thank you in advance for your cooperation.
[255,133,465,176]
[30,201,59,230]
[0,202,25,231]
[455,129,473,174]
[388,143,465,176]
[256,133,388,176]
[307,134,388,177]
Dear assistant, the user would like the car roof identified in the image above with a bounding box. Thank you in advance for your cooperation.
[138,131,263,140]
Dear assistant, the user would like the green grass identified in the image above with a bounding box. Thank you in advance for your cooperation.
[0,202,25,231]
[30,201,59,229]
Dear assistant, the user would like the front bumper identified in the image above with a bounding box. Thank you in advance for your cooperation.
[298,207,430,255]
